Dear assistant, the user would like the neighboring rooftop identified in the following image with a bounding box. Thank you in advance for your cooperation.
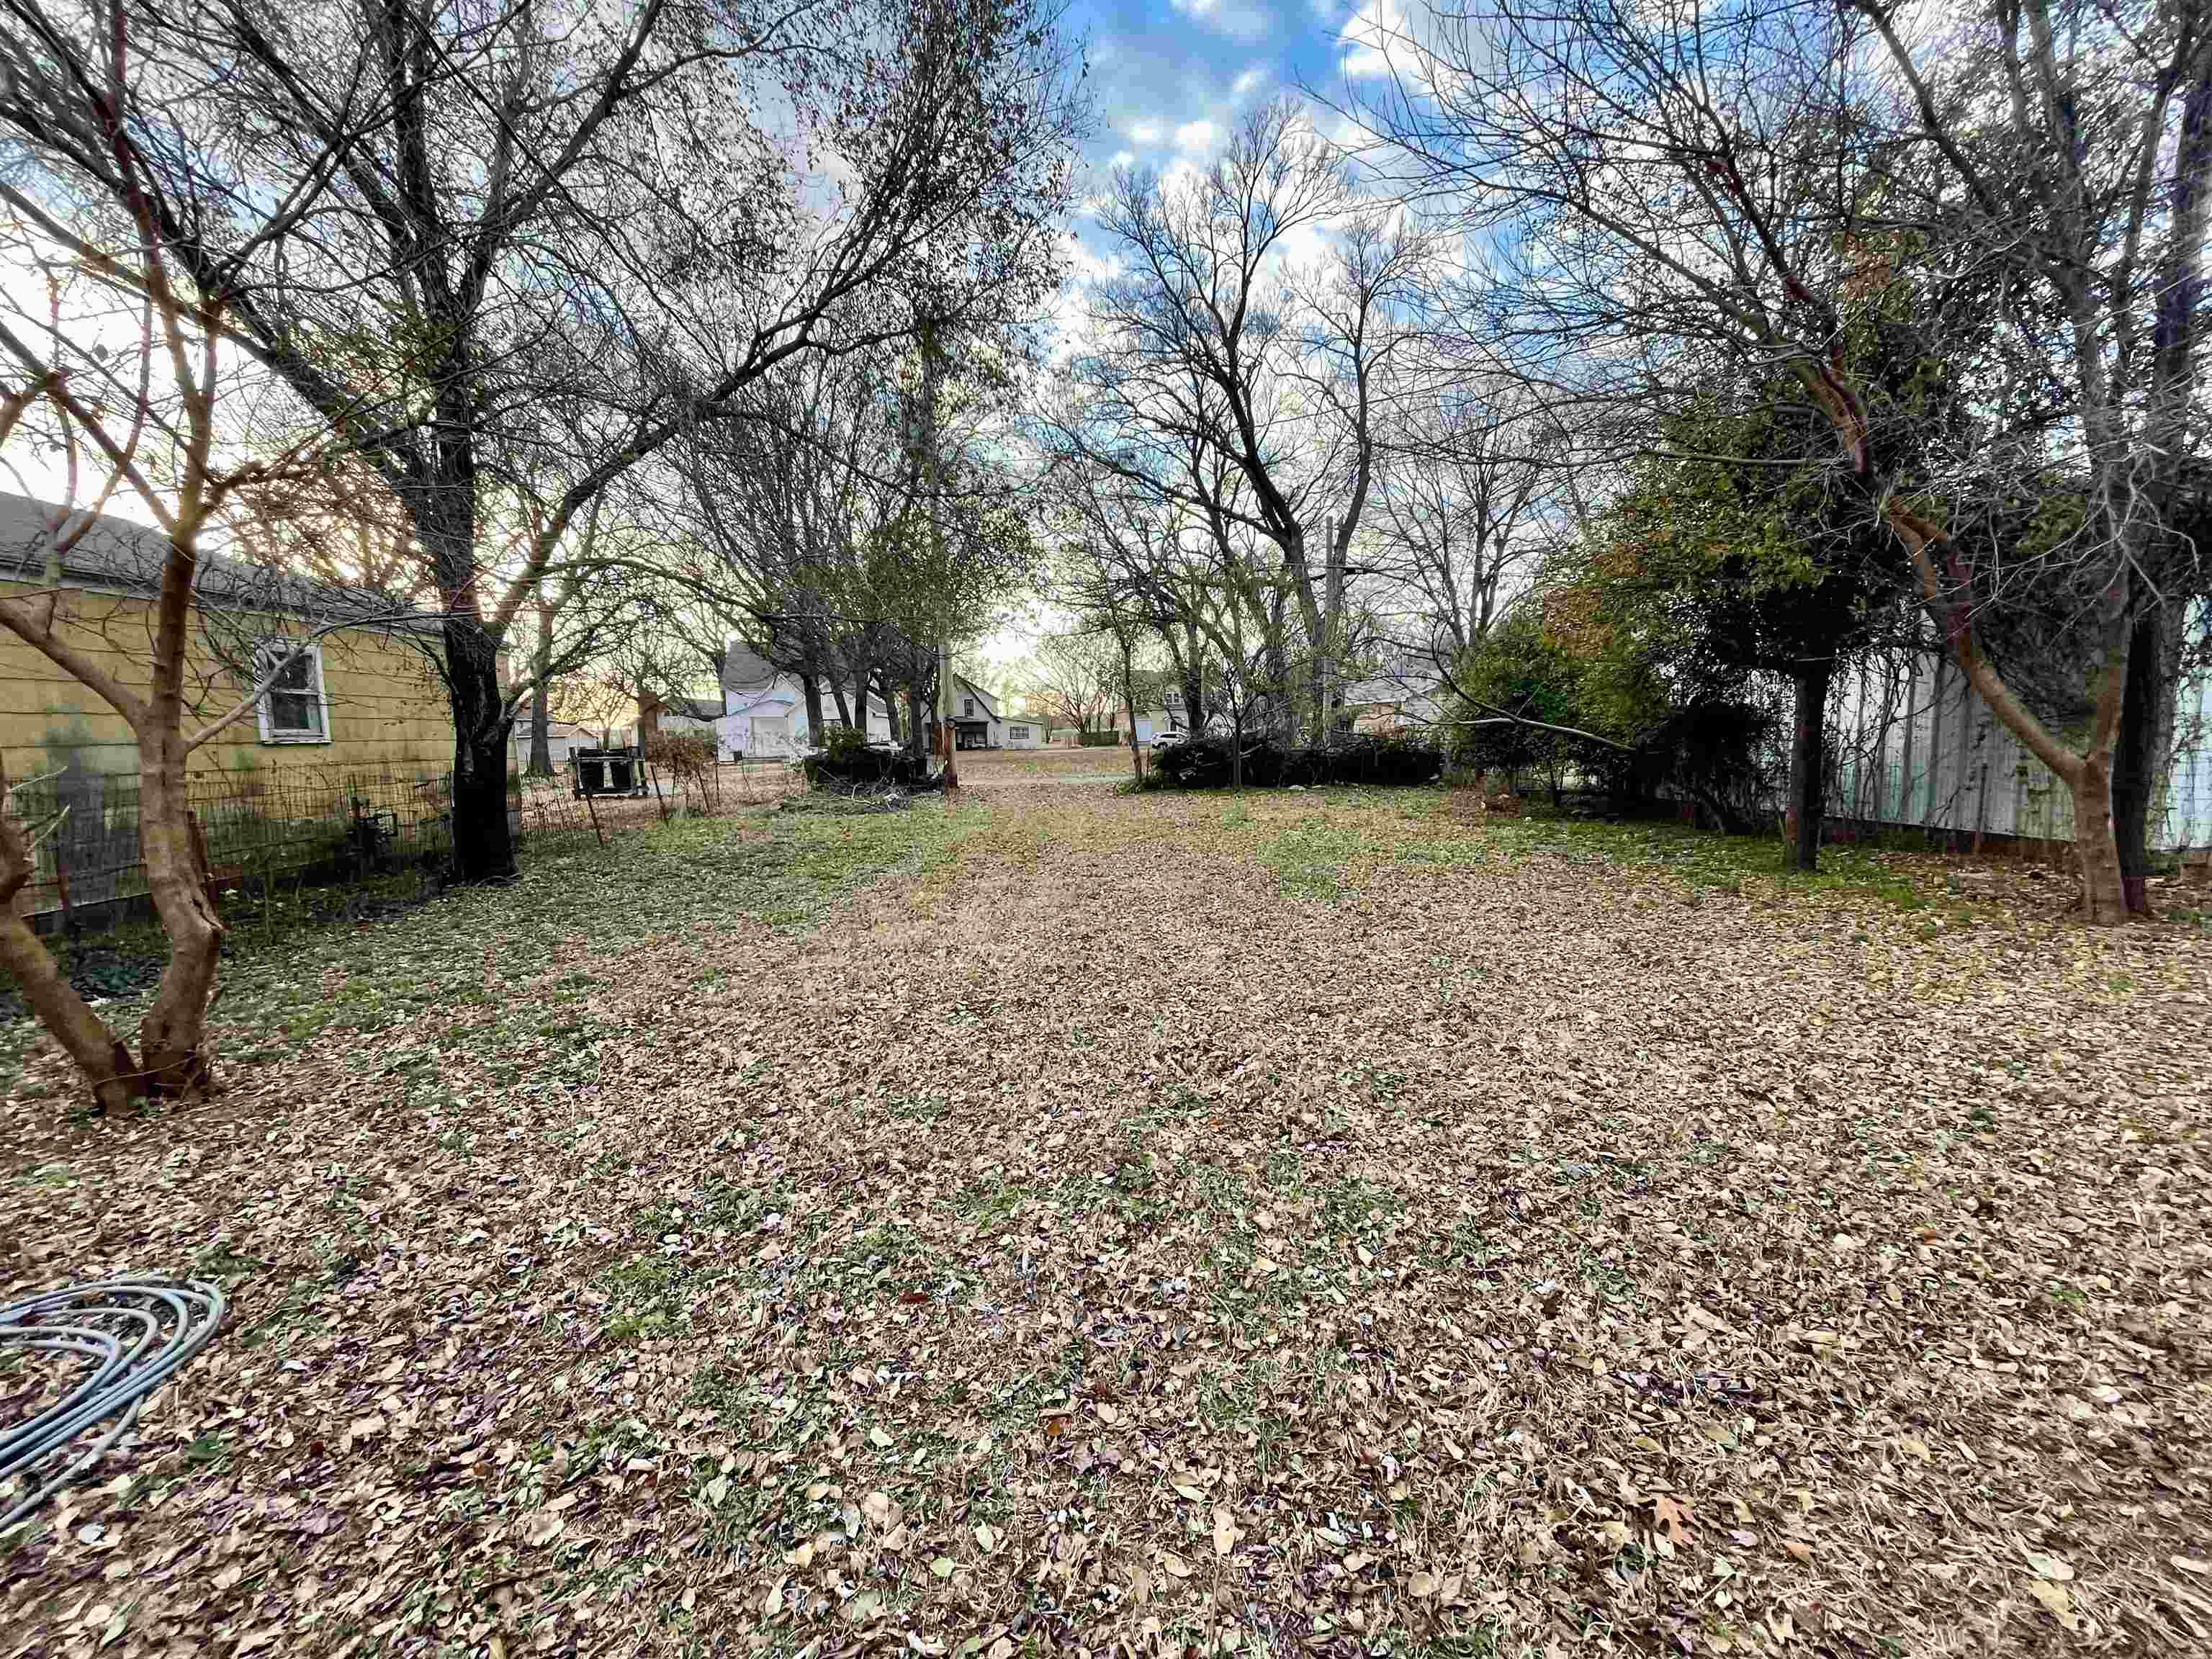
[0,490,424,628]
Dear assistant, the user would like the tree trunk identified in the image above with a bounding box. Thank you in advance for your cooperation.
[802,673,825,742]
[1889,504,2133,923]
[2112,604,2164,914]
[1116,631,1143,783]
[828,680,852,728]
[851,657,873,739]
[2073,752,2132,925]
[132,736,221,1093]
[907,682,928,760]
[526,682,553,777]
[1786,660,1834,873]
[446,625,516,883]
[1181,665,1205,735]
[1230,711,1245,793]
[0,739,221,1108]
[525,581,554,778]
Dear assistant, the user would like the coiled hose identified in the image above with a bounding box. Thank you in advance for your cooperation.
[1,1278,225,1529]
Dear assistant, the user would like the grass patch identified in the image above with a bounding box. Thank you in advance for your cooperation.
[3,805,985,1090]
[1259,816,1362,899]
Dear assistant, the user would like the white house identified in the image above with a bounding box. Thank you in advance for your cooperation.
[714,645,893,757]
[944,675,1007,750]
[1121,706,1192,744]
[1344,644,1448,734]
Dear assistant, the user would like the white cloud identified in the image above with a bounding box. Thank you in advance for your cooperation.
[1231,66,1267,102]
[1110,149,1136,168]
[1341,0,1408,78]
[1276,217,1334,274]
[1174,119,1220,153]
[1129,121,1162,145]
[1169,0,1271,40]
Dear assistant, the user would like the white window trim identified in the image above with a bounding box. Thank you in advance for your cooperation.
[254,638,334,745]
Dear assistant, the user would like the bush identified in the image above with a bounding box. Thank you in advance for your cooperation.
[1646,699,1780,834]
[644,729,716,790]
[803,727,936,791]
[1079,730,1122,747]
[1150,733,1442,791]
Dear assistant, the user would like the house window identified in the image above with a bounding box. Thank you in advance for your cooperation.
[963,698,975,716]
[256,640,330,743]
[1010,724,1030,740]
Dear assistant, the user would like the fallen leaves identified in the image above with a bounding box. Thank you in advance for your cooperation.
[1210,1505,1241,1558]
[4,767,2208,1658]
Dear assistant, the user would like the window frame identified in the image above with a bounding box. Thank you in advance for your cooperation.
[254,638,333,745]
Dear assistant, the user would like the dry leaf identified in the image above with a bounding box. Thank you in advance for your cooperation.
[2029,1580,2080,1631]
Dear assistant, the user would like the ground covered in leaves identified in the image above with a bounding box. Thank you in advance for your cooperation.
[4,766,2209,1658]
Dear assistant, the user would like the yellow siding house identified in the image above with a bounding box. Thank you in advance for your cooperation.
[1,492,462,924]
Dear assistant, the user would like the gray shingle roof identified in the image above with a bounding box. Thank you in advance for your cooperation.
[720,642,783,693]
[0,490,425,628]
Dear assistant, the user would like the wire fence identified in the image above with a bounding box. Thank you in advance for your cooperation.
[4,754,818,933]
[516,757,802,845]
[3,760,478,932]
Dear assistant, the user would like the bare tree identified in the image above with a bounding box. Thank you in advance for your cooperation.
[1366,379,1558,707]
[0,193,406,1105]
[1015,632,1121,737]
[667,349,1020,751]
[1061,99,1421,742]
[1342,0,2212,921]
[2,0,1086,880]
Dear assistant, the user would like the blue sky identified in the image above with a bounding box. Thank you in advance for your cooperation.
[1061,0,1379,187]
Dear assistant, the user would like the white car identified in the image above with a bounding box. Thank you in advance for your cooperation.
[1149,729,1187,750]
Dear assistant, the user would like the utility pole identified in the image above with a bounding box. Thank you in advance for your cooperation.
[919,315,957,792]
